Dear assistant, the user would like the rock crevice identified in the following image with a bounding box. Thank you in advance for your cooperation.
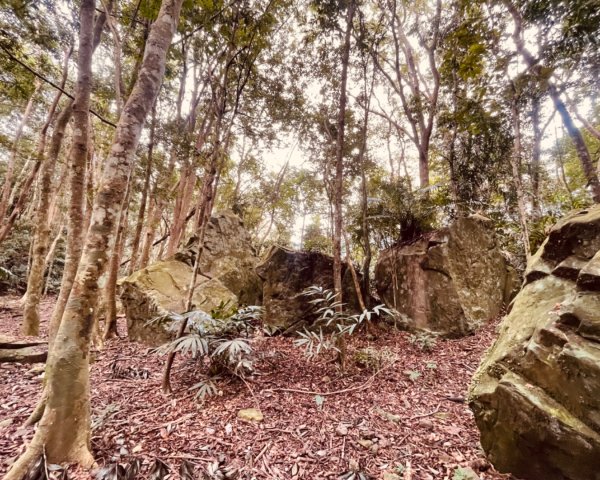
[374,215,518,337]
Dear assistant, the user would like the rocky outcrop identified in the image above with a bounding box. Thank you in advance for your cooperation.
[120,212,262,345]
[374,215,516,337]
[469,207,600,480]
[256,246,362,330]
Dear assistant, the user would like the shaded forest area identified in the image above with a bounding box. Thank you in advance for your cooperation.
[0,0,599,479]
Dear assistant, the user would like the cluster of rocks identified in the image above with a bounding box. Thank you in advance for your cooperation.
[120,212,262,345]
[120,208,600,479]
[121,213,519,343]
[120,212,361,343]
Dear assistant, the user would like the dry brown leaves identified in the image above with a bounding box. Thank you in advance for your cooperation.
[0,296,513,480]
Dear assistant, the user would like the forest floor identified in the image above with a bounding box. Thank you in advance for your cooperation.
[0,296,513,480]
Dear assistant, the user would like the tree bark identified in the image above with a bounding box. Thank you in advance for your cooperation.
[162,158,219,394]
[331,1,355,369]
[504,0,600,203]
[530,94,542,218]
[5,1,183,476]
[332,1,355,308]
[510,93,531,258]
[22,47,73,336]
[103,176,131,339]
[549,84,600,202]
[0,80,42,223]
[128,102,157,274]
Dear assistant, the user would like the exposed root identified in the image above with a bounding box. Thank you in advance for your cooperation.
[24,390,47,426]
[4,441,43,480]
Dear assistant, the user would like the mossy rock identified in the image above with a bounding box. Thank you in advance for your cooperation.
[469,206,600,480]
[374,215,515,337]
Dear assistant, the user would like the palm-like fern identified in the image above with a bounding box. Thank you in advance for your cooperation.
[294,286,391,358]
[151,306,263,398]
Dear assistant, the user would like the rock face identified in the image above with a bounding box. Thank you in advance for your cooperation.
[469,207,600,480]
[256,246,362,330]
[120,212,262,345]
[374,215,515,337]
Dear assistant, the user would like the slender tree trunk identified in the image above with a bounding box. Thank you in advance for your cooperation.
[510,94,531,258]
[162,157,219,394]
[333,1,355,307]
[5,1,183,477]
[48,7,110,345]
[128,102,156,274]
[530,95,542,218]
[48,130,91,343]
[22,47,73,336]
[43,221,64,296]
[548,85,600,202]
[0,80,42,223]
[166,164,196,257]
[504,0,600,204]
[331,1,355,369]
[139,191,160,269]
[103,176,131,339]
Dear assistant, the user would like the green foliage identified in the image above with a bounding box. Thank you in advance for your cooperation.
[452,467,476,480]
[152,306,263,399]
[294,285,391,358]
[358,175,438,247]
[354,346,396,372]
[302,216,332,253]
[405,369,421,382]
[425,360,438,370]
[408,332,438,352]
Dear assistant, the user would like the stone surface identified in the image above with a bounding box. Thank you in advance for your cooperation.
[120,212,261,345]
[255,246,363,330]
[469,206,600,480]
[374,215,515,337]
[237,408,263,422]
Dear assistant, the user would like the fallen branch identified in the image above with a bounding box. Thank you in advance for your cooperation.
[0,346,47,363]
[263,363,394,397]
[409,403,441,421]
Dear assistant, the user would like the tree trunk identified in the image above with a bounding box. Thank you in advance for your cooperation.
[332,1,355,308]
[139,190,160,269]
[504,0,600,204]
[530,95,542,218]
[162,159,219,394]
[0,80,42,223]
[331,1,355,369]
[128,102,156,274]
[510,94,531,258]
[549,84,600,202]
[103,177,131,339]
[22,47,73,336]
[166,164,196,257]
[5,1,182,477]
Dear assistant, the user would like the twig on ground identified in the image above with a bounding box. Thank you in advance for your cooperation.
[409,404,441,421]
[263,363,394,397]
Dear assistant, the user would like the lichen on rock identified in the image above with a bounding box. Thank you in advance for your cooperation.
[469,206,600,480]
[120,212,261,345]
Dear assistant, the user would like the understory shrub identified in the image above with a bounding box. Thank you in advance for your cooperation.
[150,305,263,400]
[294,285,391,358]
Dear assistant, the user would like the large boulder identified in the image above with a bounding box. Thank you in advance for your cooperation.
[256,246,362,330]
[469,207,600,480]
[374,215,516,337]
[120,212,262,345]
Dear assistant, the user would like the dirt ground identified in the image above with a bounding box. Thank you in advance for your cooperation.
[0,296,513,480]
